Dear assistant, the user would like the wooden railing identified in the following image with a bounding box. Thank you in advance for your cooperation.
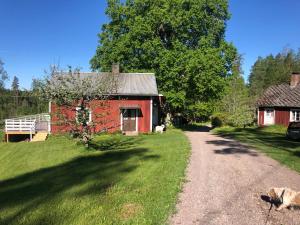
[5,119,36,132]
[5,113,51,135]
[8,113,50,123]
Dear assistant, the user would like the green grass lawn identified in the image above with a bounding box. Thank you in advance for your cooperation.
[213,125,300,173]
[0,130,190,225]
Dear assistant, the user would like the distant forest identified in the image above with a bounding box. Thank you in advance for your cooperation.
[249,48,300,97]
[0,60,48,127]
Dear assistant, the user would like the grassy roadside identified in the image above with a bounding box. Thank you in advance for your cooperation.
[213,125,300,173]
[0,129,190,225]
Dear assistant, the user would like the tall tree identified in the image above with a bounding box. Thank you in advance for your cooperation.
[217,55,254,127]
[249,48,300,97]
[11,76,20,115]
[91,0,237,119]
[0,59,8,90]
[11,76,19,92]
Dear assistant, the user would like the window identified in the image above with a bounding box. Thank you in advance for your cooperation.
[76,107,92,124]
[266,109,274,117]
[290,110,300,122]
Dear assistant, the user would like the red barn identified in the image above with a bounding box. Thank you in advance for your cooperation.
[257,73,300,126]
[50,64,163,134]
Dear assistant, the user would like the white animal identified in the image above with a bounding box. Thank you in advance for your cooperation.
[155,125,165,134]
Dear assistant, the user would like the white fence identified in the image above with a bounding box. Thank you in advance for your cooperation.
[5,119,36,132]
[5,113,51,135]
[8,113,50,123]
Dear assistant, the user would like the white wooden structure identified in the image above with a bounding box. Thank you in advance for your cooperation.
[4,113,50,142]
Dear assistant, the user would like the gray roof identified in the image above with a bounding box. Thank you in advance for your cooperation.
[55,72,159,96]
[257,84,300,107]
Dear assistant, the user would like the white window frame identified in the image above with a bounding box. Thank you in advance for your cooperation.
[76,107,92,124]
[264,108,275,125]
[290,109,300,122]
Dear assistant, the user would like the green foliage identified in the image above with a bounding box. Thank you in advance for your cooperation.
[0,129,190,225]
[42,66,118,146]
[215,55,254,127]
[249,48,300,97]
[91,0,237,117]
[0,60,48,127]
[0,59,8,90]
[11,76,19,92]
[185,101,214,122]
[211,113,224,127]
[0,89,48,127]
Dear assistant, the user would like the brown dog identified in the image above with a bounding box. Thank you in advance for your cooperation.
[268,187,300,211]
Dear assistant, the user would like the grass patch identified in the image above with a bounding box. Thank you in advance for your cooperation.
[0,131,3,142]
[213,125,300,173]
[0,129,190,225]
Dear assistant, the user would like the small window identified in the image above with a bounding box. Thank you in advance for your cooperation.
[290,110,300,122]
[265,109,274,117]
[76,107,92,124]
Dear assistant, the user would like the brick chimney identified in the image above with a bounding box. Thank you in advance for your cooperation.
[112,63,120,75]
[291,72,300,87]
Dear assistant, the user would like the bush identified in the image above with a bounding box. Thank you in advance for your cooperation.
[211,116,223,127]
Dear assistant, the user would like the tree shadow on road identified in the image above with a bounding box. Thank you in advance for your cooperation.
[176,124,212,132]
[206,139,258,157]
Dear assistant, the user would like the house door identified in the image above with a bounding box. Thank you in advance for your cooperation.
[122,109,137,131]
[264,109,275,125]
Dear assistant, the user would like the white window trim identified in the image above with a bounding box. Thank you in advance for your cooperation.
[264,108,275,125]
[76,107,92,124]
[290,109,300,122]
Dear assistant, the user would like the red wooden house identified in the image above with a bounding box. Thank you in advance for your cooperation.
[50,64,163,134]
[257,73,300,126]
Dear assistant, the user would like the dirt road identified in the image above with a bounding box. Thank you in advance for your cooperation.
[170,128,300,225]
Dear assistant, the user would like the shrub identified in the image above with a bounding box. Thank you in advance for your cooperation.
[211,115,223,127]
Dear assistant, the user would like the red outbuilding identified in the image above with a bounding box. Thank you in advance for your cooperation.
[257,73,300,126]
[50,64,163,134]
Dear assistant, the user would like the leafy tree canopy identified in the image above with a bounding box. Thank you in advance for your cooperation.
[215,55,254,127]
[0,59,8,90]
[11,76,19,92]
[91,0,237,118]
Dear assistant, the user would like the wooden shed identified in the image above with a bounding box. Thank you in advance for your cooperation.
[257,73,300,126]
[50,65,163,135]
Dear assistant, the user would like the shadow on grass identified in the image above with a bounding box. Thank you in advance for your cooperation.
[89,135,142,151]
[206,140,258,157]
[0,147,159,225]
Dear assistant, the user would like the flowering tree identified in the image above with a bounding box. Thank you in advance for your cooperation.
[42,66,118,147]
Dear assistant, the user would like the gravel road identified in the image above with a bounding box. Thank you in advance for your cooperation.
[170,127,300,225]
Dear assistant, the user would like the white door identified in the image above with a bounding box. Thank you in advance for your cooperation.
[264,109,275,125]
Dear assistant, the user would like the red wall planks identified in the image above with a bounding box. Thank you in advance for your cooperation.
[275,108,290,126]
[258,107,290,127]
[51,96,153,134]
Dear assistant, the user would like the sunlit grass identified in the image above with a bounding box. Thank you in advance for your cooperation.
[0,129,190,225]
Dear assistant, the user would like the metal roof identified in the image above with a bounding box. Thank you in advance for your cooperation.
[55,72,159,96]
[257,84,300,107]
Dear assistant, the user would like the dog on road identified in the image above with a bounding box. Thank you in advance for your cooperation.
[267,187,300,211]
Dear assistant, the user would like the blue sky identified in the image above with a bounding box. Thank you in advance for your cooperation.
[0,0,299,89]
